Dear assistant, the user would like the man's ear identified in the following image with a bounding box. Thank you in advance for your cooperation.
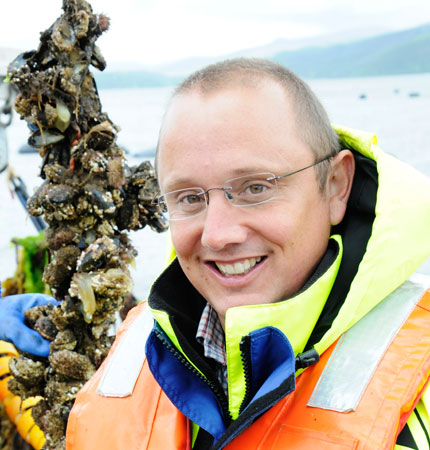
[327,149,355,225]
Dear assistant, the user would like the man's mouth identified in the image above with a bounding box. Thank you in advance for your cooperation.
[214,257,263,276]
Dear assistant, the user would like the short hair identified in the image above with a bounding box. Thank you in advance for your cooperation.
[156,58,340,190]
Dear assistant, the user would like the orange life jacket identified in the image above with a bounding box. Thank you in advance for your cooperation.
[65,302,191,450]
[66,288,430,450]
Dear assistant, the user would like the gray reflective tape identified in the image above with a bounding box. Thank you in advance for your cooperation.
[308,278,429,412]
[97,306,154,397]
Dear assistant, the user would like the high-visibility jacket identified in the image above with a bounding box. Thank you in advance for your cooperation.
[66,282,430,450]
[67,126,430,449]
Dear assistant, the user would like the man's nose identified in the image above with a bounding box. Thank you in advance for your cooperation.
[200,190,248,251]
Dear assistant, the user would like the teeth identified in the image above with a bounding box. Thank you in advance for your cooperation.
[234,262,244,273]
[215,257,262,276]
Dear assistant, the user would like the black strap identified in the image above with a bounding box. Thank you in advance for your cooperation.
[396,422,419,449]
[193,427,214,450]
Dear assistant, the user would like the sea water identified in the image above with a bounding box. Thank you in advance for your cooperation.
[1,73,429,299]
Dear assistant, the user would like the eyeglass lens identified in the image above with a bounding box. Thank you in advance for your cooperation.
[164,173,277,220]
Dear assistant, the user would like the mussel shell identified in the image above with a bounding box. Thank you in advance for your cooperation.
[8,356,45,386]
[138,178,159,201]
[77,236,119,270]
[71,63,88,86]
[49,350,95,380]
[34,316,58,341]
[90,45,106,71]
[116,199,139,230]
[86,187,115,214]
[26,181,51,215]
[29,129,65,148]
[46,184,75,205]
[7,50,36,73]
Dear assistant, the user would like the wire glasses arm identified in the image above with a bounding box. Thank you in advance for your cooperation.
[267,154,334,182]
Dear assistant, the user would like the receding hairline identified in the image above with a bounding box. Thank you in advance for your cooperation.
[156,68,302,170]
[156,58,340,189]
[168,61,304,124]
[174,63,287,95]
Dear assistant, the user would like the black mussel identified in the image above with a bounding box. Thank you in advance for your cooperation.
[71,63,89,86]
[116,199,139,230]
[90,45,106,71]
[29,129,65,148]
[34,316,58,341]
[43,163,66,183]
[138,178,159,202]
[8,50,36,74]
[84,121,116,150]
[86,187,115,215]
[76,236,119,273]
[27,181,51,215]
[46,184,75,205]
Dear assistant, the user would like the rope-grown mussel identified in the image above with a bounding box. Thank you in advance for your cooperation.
[6,1,167,448]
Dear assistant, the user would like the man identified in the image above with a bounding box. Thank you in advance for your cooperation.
[3,59,430,449]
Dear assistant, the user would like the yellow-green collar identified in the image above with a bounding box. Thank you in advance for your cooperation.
[224,234,343,418]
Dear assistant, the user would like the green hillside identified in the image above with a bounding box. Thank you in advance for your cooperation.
[273,24,430,78]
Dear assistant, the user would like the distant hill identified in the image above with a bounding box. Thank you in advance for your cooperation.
[3,24,428,89]
[156,27,390,76]
[94,23,430,89]
[273,24,430,78]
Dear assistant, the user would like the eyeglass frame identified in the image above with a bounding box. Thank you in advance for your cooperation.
[154,153,334,221]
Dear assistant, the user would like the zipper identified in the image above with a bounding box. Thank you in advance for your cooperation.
[154,328,233,425]
[238,335,252,415]
[239,337,317,415]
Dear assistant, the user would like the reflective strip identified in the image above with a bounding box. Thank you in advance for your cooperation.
[97,306,154,397]
[308,278,429,412]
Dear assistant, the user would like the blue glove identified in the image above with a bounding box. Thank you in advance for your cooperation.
[0,293,61,357]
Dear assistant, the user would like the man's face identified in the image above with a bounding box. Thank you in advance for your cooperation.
[158,81,333,327]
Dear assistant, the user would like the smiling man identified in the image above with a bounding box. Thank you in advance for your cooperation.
[156,77,353,328]
[2,58,430,449]
[64,58,430,449]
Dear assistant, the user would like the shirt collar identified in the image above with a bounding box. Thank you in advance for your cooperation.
[196,302,226,366]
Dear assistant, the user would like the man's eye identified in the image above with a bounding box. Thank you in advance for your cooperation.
[183,194,202,204]
[246,184,266,194]
[176,193,203,205]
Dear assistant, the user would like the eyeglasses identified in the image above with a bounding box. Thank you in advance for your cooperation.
[154,155,333,221]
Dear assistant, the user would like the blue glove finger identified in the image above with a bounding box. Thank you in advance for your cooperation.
[0,293,61,356]
[6,319,52,357]
[10,293,60,310]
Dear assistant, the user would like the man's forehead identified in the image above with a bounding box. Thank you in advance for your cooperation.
[167,77,290,113]
[156,80,309,188]
[160,81,294,140]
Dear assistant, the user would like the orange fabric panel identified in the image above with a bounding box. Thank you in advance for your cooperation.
[226,292,430,450]
[66,303,190,450]
[67,292,430,450]
[271,425,358,449]
[417,289,430,312]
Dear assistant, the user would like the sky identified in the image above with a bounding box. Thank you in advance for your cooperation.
[1,0,429,69]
